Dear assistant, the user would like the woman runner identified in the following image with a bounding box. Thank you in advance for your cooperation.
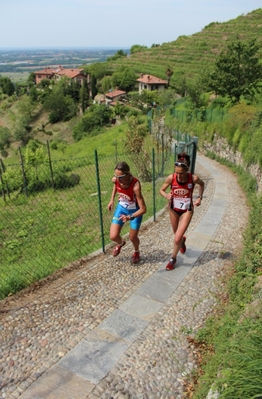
[159,152,204,270]
[108,161,147,264]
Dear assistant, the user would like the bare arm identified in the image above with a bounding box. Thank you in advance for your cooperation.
[107,177,117,211]
[159,175,173,201]
[193,174,205,207]
[119,181,146,222]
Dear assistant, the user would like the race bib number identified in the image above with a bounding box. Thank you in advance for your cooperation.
[173,197,191,211]
[119,199,136,210]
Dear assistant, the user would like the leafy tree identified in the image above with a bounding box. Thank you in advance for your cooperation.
[85,62,110,79]
[208,39,262,103]
[56,77,80,102]
[165,66,173,87]
[14,115,32,144]
[0,127,11,156]
[73,104,111,141]
[80,80,89,113]
[107,49,127,62]
[112,66,137,92]
[29,85,38,102]
[123,116,152,182]
[172,71,188,97]
[38,78,51,89]
[91,75,98,99]
[130,44,148,54]
[44,92,78,123]
[13,96,36,144]
[27,72,36,87]
[0,76,15,96]
[101,75,113,93]
[187,78,207,109]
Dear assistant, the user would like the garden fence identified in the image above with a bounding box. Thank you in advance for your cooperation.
[0,128,196,299]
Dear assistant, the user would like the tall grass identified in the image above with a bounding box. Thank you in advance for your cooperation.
[190,158,262,399]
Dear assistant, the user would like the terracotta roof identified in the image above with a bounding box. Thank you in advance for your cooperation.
[56,68,85,78]
[34,67,54,75]
[105,90,126,99]
[34,66,84,78]
[137,74,168,85]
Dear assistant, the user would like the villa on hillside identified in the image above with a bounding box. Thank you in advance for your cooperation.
[137,74,168,94]
[34,66,90,87]
[104,89,127,106]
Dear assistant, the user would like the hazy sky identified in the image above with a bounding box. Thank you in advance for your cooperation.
[0,0,261,49]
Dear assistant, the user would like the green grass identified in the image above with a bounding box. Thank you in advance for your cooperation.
[108,8,262,84]
[188,162,262,399]
[0,133,171,299]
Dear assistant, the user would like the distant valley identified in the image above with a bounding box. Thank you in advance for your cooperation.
[0,47,129,82]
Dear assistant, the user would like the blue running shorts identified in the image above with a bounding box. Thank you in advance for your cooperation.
[112,203,142,230]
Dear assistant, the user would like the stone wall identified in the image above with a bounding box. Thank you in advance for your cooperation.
[201,135,262,193]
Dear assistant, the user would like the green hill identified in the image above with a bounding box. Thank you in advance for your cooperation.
[1,8,262,161]
[109,8,262,81]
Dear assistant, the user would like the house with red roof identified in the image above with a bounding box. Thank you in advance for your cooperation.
[34,67,55,85]
[34,66,89,87]
[104,89,127,106]
[136,74,168,94]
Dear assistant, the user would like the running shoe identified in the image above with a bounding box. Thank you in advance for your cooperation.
[166,257,176,270]
[180,236,186,254]
[112,241,126,257]
[131,251,140,264]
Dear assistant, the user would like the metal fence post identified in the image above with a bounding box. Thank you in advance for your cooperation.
[18,147,28,197]
[46,141,55,190]
[191,137,198,174]
[94,150,105,253]
[152,148,156,222]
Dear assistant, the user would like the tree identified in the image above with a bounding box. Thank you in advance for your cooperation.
[130,44,148,54]
[0,76,15,96]
[80,80,89,113]
[85,62,110,79]
[101,76,113,93]
[107,49,127,62]
[91,75,98,99]
[112,66,137,92]
[0,127,11,156]
[123,116,152,182]
[43,92,78,123]
[208,39,262,103]
[29,85,38,102]
[165,66,173,87]
[27,72,36,87]
[187,78,207,109]
[73,104,111,141]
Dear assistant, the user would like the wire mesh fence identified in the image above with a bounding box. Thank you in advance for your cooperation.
[0,142,177,299]
[170,108,227,123]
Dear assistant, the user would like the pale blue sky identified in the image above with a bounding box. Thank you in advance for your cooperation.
[0,0,261,49]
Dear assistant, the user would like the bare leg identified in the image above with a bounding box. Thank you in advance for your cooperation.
[129,228,140,251]
[169,210,193,258]
[110,223,124,245]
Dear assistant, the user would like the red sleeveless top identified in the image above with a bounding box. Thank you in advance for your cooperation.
[169,173,194,212]
[115,177,139,210]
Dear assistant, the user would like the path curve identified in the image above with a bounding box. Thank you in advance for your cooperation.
[0,154,249,399]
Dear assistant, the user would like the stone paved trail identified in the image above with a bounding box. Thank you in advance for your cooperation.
[0,154,248,399]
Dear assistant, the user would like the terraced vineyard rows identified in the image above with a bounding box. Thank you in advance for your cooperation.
[110,8,262,81]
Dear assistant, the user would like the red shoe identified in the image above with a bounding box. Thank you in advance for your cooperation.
[131,251,140,264]
[180,236,186,254]
[112,241,126,257]
[166,257,176,270]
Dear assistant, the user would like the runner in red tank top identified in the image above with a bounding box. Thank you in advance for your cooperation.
[160,152,205,270]
[108,161,147,264]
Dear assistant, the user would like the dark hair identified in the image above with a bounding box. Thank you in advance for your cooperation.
[177,152,190,166]
[114,161,130,173]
